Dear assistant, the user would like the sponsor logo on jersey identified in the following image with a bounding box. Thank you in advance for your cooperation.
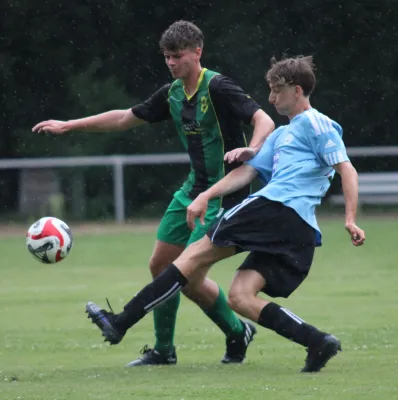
[182,120,202,135]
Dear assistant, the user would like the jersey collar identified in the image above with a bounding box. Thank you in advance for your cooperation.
[184,68,207,100]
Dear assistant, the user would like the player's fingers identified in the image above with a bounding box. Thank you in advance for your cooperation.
[227,153,235,163]
[224,152,234,163]
[200,211,205,226]
[186,210,194,230]
[32,122,47,132]
[352,230,365,246]
[38,127,49,133]
[232,151,241,162]
[232,150,242,163]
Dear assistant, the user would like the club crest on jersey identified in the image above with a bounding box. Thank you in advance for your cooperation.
[284,134,294,145]
[200,96,209,113]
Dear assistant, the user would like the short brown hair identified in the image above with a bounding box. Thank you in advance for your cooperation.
[266,56,316,96]
[159,20,204,52]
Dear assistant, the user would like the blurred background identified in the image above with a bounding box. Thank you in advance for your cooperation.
[1,0,397,223]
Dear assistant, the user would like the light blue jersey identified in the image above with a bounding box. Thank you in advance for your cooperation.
[247,108,349,246]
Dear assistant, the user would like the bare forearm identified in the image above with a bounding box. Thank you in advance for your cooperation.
[249,111,275,152]
[65,110,138,132]
[204,164,257,200]
[340,164,359,223]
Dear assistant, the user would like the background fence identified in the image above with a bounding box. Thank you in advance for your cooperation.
[1,146,397,222]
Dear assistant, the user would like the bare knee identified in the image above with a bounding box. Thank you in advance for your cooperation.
[149,255,165,278]
[227,270,266,315]
[176,236,236,270]
[148,241,184,278]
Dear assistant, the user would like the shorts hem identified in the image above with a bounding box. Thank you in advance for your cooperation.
[156,236,187,247]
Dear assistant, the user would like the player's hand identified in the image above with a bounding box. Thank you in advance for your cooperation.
[345,222,365,246]
[32,120,69,135]
[187,194,209,231]
[224,147,256,163]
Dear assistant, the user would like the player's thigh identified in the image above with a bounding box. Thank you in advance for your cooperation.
[187,200,223,246]
[156,196,191,246]
[150,197,190,276]
[175,235,236,279]
[229,269,266,300]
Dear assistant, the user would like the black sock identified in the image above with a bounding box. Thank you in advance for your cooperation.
[258,302,325,348]
[115,263,188,332]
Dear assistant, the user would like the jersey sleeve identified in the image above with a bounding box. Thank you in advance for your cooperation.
[209,75,261,125]
[246,131,277,183]
[131,84,171,123]
[309,129,350,167]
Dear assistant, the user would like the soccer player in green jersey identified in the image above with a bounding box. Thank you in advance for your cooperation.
[33,20,275,366]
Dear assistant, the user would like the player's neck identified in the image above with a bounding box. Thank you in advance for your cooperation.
[182,64,203,96]
[288,100,311,120]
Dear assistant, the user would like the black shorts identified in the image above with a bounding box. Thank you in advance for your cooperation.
[207,197,316,298]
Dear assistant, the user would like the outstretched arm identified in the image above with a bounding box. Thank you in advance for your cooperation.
[32,110,144,134]
[32,83,171,134]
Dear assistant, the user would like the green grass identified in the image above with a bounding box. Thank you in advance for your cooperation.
[1,218,398,399]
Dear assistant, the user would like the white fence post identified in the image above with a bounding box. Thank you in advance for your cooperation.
[113,159,125,223]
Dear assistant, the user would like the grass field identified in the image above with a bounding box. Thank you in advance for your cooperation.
[1,218,398,400]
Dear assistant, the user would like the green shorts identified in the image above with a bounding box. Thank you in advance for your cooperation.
[157,189,224,247]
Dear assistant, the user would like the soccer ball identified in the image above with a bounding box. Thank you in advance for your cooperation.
[26,217,73,264]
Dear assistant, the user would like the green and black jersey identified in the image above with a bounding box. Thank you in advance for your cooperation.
[131,68,261,209]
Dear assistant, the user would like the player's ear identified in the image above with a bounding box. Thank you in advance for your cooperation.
[195,47,202,59]
[294,85,303,98]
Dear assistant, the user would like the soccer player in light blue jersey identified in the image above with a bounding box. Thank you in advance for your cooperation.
[86,55,365,373]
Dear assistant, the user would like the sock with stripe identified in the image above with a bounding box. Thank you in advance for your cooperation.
[114,263,188,332]
[258,302,325,347]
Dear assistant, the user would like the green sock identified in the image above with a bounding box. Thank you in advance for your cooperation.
[202,287,244,339]
[153,292,181,355]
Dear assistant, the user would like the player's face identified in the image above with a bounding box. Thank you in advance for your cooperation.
[164,48,201,79]
[268,84,300,116]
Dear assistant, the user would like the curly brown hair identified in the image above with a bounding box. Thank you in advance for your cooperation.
[266,56,316,96]
[159,20,204,52]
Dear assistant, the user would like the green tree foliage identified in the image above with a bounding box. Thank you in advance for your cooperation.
[1,0,397,217]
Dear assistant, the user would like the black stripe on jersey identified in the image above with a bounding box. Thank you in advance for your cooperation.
[180,95,208,199]
[208,75,260,209]
[210,106,250,210]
